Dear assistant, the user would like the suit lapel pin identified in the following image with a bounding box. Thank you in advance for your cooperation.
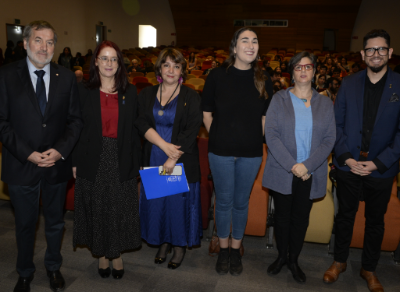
[390,84,392,88]
[56,74,59,76]
[122,96,125,105]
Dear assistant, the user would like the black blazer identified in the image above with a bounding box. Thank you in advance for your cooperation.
[135,84,202,183]
[72,83,141,182]
[0,59,83,185]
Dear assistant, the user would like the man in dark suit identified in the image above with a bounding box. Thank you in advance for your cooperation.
[323,29,400,292]
[0,21,82,292]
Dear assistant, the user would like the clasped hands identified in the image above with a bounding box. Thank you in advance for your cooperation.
[291,163,311,181]
[345,158,377,176]
[27,148,62,167]
[161,142,184,174]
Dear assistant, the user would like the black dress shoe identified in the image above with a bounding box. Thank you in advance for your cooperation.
[288,262,306,283]
[154,243,172,264]
[47,270,65,292]
[112,268,124,279]
[229,248,243,276]
[14,275,34,292]
[168,246,186,270]
[216,248,230,275]
[98,267,111,278]
[267,257,287,275]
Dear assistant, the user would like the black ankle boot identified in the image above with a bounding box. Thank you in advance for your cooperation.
[267,257,287,275]
[288,262,306,283]
[215,247,229,275]
[229,248,243,276]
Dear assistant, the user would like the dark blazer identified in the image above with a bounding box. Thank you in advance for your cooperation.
[72,83,141,182]
[333,68,400,178]
[263,88,336,199]
[135,84,202,183]
[0,59,83,185]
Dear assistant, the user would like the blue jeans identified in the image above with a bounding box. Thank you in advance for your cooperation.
[208,153,262,240]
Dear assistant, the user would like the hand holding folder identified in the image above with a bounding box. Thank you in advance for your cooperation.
[139,163,189,199]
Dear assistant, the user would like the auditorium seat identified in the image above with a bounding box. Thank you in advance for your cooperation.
[135,82,153,94]
[304,154,335,244]
[182,83,195,90]
[187,78,205,90]
[270,61,280,70]
[202,60,212,70]
[130,72,144,77]
[186,74,196,80]
[146,72,156,79]
[132,76,148,85]
[199,75,207,81]
[191,70,203,77]
[244,143,269,236]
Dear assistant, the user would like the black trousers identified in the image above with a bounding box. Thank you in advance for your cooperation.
[271,176,313,263]
[334,169,393,271]
[8,179,68,277]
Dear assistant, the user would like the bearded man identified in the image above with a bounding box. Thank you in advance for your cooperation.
[323,29,400,292]
[0,20,82,292]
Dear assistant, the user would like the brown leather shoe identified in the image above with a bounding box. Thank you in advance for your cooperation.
[323,261,347,283]
[360,268,384,292]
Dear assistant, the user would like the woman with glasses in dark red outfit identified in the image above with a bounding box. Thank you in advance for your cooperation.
[72,41,142,279]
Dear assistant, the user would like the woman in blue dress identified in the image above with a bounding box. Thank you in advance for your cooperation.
[135,48,203,269]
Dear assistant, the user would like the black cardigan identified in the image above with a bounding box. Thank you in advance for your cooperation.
[135,84,202,183]
[72,83,142,182]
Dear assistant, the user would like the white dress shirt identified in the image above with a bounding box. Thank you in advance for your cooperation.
[26,57,51,101]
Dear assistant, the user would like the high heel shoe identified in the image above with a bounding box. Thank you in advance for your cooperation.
[112,258,124,280]
[98,257,111,278]
[98,267,111,278]
[155,243,172,264]
[168,246,186,270]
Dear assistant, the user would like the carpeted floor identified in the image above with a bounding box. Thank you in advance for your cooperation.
[0,199,399,292]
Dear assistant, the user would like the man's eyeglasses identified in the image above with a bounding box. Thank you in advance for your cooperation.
[364,47,389,57]
[97,56,118,64]
[294,64,314,71]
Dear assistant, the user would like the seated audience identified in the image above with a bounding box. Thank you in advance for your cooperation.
[58,47,73,70]
[4,40,14,64]
[331,68,342,81]
[127,58,142,73]
[315,74,327,90]
[273,80,282,94]
[348,63,361,75]
[203,60,217,75]
[13,41,26,61]
[75,70,83,83]
[316,65,330,80]
[263,60,272,73]
[85,49,93,58]
[72,52,85,67]
[338,57,350,72]
[280,62,289,73]
[122,53,131,69]
[188,52,198,72]
[320,77,340,102]
[143,60,155,74]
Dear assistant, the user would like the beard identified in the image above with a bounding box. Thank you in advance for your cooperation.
[365,57,387,73]
[26,43,53,66]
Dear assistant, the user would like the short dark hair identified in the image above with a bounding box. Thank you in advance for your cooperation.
[352,63,360,69]
[23,20,58,44]
[332,68,341,74]
[363,29,390,48]
[288,51,317,76]
[318,74,326,80]
[87,41,128,93]
[320,65,328,71]
[154,48,187,81]
[327,77,340,86]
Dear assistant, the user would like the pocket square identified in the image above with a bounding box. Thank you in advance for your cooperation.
[389,93,399,102]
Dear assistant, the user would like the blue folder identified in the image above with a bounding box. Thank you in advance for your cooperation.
[139,163,189,200]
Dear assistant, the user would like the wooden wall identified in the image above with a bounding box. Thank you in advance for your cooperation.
[168,0,362,53]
